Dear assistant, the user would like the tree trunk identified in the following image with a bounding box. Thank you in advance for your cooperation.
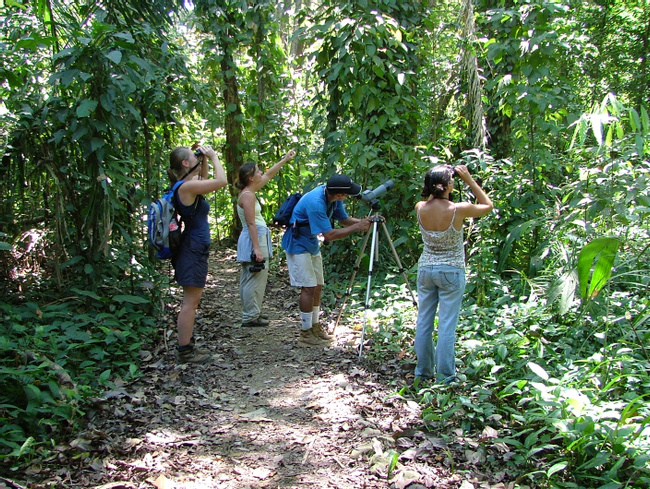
[220,45,244,238]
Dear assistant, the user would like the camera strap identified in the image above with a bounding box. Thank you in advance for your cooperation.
[181,160,202,180]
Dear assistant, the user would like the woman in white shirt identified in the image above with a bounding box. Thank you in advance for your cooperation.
[235,149,295,327]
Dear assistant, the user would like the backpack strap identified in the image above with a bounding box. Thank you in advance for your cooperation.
[171,180,200,221]
[170,180,184,209]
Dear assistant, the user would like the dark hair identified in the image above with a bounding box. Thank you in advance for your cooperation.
[168,147,192,184]
[421,164,454,199]
[235,162,257,190]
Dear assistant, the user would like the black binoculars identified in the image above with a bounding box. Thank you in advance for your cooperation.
[249,252,266,273]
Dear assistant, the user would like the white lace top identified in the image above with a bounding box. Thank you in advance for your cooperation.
[418,205,465,269]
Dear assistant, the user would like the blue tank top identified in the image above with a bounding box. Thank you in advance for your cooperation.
[175,184,210,244]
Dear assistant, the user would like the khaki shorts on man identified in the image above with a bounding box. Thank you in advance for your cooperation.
[286,252,324,287]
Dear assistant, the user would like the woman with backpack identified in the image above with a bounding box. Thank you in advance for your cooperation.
[235,149,296,327]
[414,164,493,383]
[168,145,227,364]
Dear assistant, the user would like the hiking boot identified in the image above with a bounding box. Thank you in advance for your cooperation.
[176,344,212,364]
[298,328,330,348]
[242,317,269,328]
[312,323,334,342]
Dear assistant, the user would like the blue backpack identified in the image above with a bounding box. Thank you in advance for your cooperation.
[148,181,184,259]
[273,193,302,227]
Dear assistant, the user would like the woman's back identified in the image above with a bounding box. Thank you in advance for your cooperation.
[417,200,465,269]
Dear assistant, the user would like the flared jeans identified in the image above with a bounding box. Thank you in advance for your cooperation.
[414,264,466,383]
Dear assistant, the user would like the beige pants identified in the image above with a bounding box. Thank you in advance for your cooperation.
[239,239,270,322]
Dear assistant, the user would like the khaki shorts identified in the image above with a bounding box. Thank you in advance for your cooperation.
[286,252,324,287]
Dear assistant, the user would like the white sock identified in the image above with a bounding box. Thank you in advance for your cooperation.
[300,311,312,330]
[312,306,320,325]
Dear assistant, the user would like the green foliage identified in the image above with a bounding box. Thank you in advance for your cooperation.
[379,95,650,487]
[380,290,650,488]
[0,276,160,462]
[577,237,620,301]
[2,0,650,484]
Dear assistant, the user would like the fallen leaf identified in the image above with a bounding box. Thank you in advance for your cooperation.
[152,474,173,489]
[479,426,498,441]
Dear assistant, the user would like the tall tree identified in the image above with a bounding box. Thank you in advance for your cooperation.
[306,0,423,174]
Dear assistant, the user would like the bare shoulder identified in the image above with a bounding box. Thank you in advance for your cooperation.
[238,189,255,205]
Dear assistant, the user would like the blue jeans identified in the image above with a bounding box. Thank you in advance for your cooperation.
[414,265,466,383]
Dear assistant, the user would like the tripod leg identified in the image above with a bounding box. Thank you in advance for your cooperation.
[333,225,372,333]
[359,219,380,359]
[380,221,418,306]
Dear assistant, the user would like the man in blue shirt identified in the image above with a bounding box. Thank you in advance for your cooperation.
[282,174,371,347]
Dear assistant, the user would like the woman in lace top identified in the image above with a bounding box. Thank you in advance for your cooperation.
[414,164,493,383]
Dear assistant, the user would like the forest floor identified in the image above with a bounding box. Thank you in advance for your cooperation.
[6,246,503,489]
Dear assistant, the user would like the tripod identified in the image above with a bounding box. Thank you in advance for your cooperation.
[333,206,417,359]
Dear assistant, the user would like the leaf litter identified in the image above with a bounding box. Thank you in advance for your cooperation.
[6,246,512,489]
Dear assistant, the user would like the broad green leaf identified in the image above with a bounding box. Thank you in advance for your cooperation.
[91,138,105,152]
[547,461,567,477]
[17,436,35,457]
[99,369,111,384]
[577,450,610,470]
[72,126,88,141]
[548,270,577,314]
[605,125,613,147]
[598,483,622,489]
[528,362,549,380]
[634,454,650,468]
[635,134,644,157]
[577,237,620,300]
[58,256,83,269]
[51,129,66,144]
[71,287,101,300]
[387,450,399,477]
[641,106,649,133]
[105,50,122,64]
[591,114,603,145]
[114,32,135,43]
[113,295,149,304]
[629,108,640,132]
[76,99,98,117]
[60,69,81,87]
[128,55,154,73]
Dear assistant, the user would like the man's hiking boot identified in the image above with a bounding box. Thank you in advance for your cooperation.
[176,344,212,364]
[312,323,334,342]
[298,328,330,347]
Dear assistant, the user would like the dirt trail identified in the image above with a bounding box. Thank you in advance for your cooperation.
[17,246,464,489]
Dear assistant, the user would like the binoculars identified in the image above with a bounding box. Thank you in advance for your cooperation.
[249,252,266,273]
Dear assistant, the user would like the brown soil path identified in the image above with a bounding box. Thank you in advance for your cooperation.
[13,246,466,489]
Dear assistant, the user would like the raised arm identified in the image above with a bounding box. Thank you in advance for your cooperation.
[249,148,296,192]
[454,165,493,219]
[177,146,227,204]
